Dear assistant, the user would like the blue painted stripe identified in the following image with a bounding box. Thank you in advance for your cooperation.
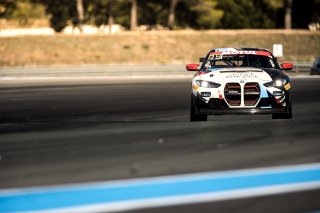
[1,164,320,212]
[259,82,269,98]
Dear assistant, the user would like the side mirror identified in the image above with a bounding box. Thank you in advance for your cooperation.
[186,63,199,71]
[199,57,204,62]
[281,63,293,71]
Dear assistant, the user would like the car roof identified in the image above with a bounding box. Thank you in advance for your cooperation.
[210,47,272,54]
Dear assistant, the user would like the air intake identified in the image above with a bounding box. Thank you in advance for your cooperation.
[244,83,260,106]
[224,83,241,106]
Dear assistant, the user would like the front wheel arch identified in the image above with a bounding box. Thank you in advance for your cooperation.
[272,96,292,119]
[190,95,208,122]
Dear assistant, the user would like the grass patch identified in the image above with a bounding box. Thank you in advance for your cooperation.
[142,44,149,51]
[0,30,319,66]
[123,45,131,50]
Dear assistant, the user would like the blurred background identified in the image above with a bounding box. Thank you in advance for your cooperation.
[0,0,319,66]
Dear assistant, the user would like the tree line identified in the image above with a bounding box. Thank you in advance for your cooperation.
[0,0,319,32]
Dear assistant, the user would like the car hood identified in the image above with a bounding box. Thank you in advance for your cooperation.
[202,67,275,82]
[260,68,287,80]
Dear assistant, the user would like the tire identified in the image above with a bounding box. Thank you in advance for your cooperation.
[272,102,292,119]
[190,95,208,122]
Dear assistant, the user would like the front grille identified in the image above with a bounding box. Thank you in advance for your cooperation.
[244,83,260,106]
[224,83,241,106]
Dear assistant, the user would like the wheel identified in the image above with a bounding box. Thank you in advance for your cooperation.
[190,95,207,122]
[272,102,292,119]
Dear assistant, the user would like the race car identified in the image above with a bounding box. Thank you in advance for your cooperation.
[186,48,293,121]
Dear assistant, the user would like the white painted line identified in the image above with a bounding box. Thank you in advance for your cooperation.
[2,162,320,195]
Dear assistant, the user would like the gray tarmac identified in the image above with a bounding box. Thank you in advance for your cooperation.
[0,77,320,212]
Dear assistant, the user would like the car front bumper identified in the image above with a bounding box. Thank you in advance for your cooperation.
[194,96,290,115]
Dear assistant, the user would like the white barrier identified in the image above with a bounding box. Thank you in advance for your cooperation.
[0,25,124,37]
[0,28,55,36]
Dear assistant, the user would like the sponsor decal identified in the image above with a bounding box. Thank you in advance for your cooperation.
[223,51,257,55]
[215,54,223,59]
[210,51,271,57]
[192,84,199,91]
[226,73,258,79]
[227,90,239,94]
[209,55,223,60]
[284,83,291,90]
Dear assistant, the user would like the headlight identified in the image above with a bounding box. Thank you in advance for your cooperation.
[264,79,288,87]
[275,79,287,87]
[196,80,221,88]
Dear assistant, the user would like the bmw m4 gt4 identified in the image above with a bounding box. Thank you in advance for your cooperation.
[186,48,293,121]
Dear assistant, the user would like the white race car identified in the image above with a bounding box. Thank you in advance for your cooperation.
[186,48,293,121]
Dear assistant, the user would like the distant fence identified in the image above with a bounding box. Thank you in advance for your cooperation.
[0,63,312,80]
[293,63,313,74]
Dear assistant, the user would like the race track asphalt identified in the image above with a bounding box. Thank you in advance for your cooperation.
[0,77,320,212]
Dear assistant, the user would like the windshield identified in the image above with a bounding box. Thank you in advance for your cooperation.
[203,54,278,70]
